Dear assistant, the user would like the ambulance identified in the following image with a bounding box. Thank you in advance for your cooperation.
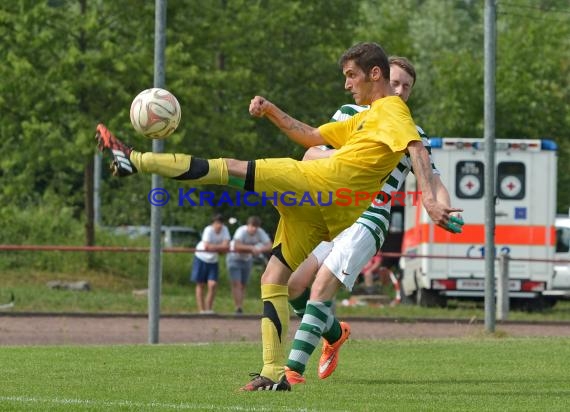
[400,137,559,310]
[551,213,570,296]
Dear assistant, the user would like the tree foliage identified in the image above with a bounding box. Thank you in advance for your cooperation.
[359,0,569,212]
[0,0,568,248]
[0,0,359,238]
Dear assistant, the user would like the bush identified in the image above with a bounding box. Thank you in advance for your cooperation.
[0,204,155,279]
[0,205,252,299]
[0,203,85,272]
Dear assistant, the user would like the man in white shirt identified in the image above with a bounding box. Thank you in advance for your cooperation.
[191,214,230,314]
[227,216,272,314]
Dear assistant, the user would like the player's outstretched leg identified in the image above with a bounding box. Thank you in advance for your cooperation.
[95,124,232,185]
[95,124,137,177]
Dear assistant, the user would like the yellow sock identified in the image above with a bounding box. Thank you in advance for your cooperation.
[260,284,289,381]
[129,151,228,185]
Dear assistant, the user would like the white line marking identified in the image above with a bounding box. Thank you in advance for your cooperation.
[0,396,320,411]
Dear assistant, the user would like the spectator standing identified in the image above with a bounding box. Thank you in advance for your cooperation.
[360,252,395,295]
[191,214,230,314]
[227,216,272,314]
[360,252,383,295]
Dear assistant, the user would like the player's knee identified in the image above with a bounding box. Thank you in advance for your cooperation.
[310,275,340,301]
[289,273,313,298]
[287,280,304,299]
[260,254,293,285]
[225,158,248,177]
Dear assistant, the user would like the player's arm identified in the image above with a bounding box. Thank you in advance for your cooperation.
[249,95,326,148]
[407,141,463,233]
[427,144,464,223]
[434,175,451,207]
[432,174,464,223]
[416,133,456,213]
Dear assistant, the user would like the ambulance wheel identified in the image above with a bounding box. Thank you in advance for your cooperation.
[512,297,557,312]
[543,297,558,309]
[417,288,446,308]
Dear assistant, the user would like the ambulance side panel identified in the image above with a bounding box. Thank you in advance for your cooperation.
[401,138,556,305]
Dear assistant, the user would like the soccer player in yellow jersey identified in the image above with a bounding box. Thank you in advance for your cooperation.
[95,42,460,391]
[282,57,463,386]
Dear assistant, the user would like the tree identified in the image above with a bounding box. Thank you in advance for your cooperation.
[495,0,570,211]
[103,0,362,235]
[359,0,570,212]
[0,0,361,241]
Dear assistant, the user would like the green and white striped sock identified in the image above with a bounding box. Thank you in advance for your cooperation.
[288,288,310,318]
[286,300,334,375]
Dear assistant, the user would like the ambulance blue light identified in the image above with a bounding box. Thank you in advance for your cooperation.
[541,139,557,151]
[429,137,442,148]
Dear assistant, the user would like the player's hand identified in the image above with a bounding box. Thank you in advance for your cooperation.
[425,201,464,234]
[446,213,464,234]
[249,95,270,117]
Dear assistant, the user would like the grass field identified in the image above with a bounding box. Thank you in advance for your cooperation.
[3,269,570,322]
[1,337,569,411]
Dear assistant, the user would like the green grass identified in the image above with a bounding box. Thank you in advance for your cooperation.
[0,337,569,411]
[2,268,570,322]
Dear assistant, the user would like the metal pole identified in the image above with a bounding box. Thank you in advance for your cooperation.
[497,253,510,320]
[148,0,167,344]
[484,0,497,332]
[93,152,102,226]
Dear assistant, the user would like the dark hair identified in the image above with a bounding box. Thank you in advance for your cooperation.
[246,216,262,227]
[211,213,224,223]
[389,56,417,86]
[339,42,390,81]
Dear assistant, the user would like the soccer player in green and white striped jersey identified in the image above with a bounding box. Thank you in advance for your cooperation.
[283,57,463,385]
[331,104,368,120]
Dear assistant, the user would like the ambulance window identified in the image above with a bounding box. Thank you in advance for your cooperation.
[455,161,484,199]
[556,227,570,253]
[497,162,525,200]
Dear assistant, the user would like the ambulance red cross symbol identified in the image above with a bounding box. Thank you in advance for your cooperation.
[459,174,481,196]
[500,175,522,197]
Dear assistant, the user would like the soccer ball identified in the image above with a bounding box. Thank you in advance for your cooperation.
[130,88,181,139]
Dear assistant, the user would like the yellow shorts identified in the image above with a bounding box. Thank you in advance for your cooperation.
[254,158,382,270]
[254,158,329,270]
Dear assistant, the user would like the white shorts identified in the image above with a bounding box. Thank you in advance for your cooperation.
[311,241,333,266]
[322,224,382,291]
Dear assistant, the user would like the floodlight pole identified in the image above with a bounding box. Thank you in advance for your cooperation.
[484,0,497,332]
[148,0,167,344]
